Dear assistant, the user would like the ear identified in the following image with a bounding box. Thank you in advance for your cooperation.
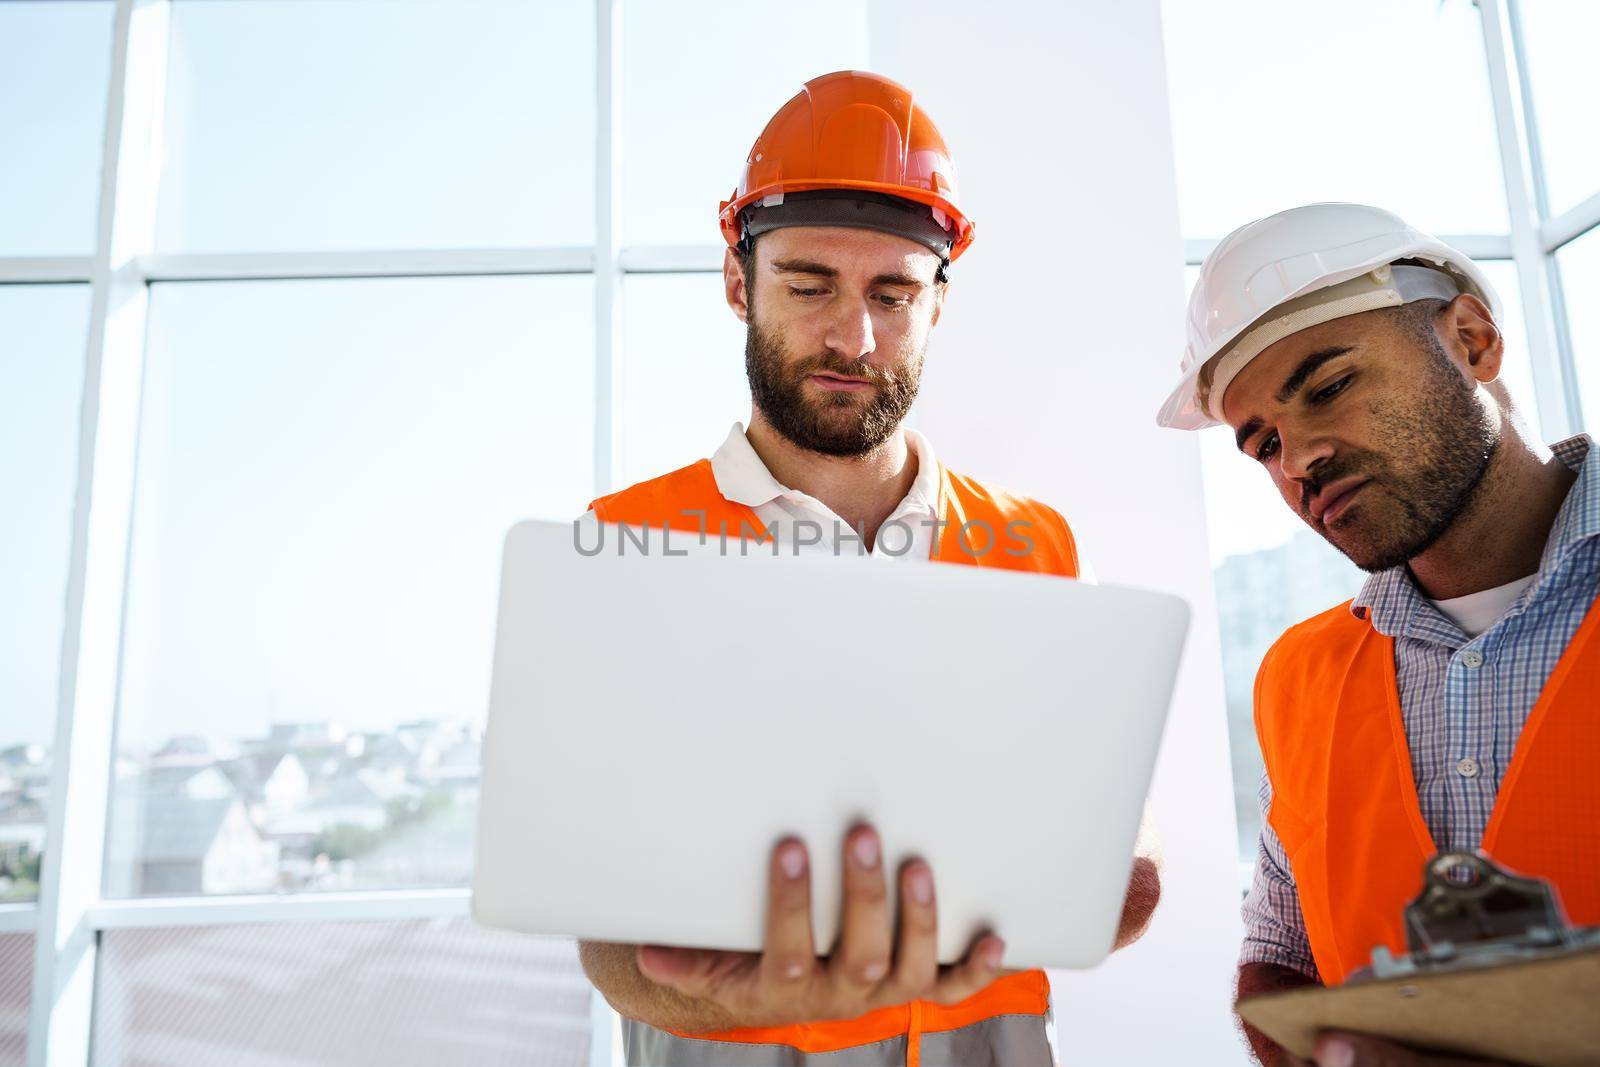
[1442,293,1504,385]
[724,247,750,324]
[930,280,946,328]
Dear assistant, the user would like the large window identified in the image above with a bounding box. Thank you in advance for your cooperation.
[4,0,872,1061]
[156,0,594,252]
[0,2,113,255]
[5,0,1595,1061]
[1162,0,1507,239]
[91,920,591,1065]
[0,286,93,906]
[1164,0,1597,881]
[1515,0,1600,217]
[106,277,592,897]
[1560,228,1600,426]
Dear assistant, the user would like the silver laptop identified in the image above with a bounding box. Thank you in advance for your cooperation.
[472,519,1188,969]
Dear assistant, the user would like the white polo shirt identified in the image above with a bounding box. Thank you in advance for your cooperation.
[710,422,945,559]
[577,423,940,559]
[582,423,1094,572]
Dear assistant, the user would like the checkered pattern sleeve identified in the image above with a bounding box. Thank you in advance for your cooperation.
[1239,772,1320,980]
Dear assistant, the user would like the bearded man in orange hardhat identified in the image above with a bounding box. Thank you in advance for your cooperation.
[574,70,1162,1066]
[1160,202,1600,1067]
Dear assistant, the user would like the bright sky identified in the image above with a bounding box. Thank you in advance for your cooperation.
[1516,0,1600,216]
[1161,0,1507,238]
[0,286,88,751]
[3,0,1597,750]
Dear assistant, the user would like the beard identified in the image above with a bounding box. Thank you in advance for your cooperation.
[1302,342,1498,573]
[744,314,922,457]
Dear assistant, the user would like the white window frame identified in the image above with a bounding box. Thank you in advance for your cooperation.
[2,0,1596,1063]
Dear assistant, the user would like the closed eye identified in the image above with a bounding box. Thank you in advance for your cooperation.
[1311,374,1354,404]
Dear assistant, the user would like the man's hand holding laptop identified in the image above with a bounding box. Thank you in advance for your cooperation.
[581,824,1162,1033]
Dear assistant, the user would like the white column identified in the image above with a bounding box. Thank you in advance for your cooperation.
[869,2,1245,1061]
[593,0,624,495]
[28,2,170,1064]
[1479,0,1582,437]
[589,0,627,1052]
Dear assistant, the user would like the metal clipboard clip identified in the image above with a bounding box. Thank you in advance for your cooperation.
[1360,851,1600,982]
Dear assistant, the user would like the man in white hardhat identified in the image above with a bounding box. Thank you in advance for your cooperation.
[1160,202,1600,1067]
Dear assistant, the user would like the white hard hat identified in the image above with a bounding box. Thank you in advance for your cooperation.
[1156,202,1501,430]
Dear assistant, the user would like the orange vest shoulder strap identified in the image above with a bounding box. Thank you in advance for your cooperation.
[1253,601,1373,788]
[935,467,1080,577]
[1253,601,1407,983]
[587,459,766,538]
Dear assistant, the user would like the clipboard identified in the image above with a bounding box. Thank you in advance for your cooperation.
[1237,853,1600,1066]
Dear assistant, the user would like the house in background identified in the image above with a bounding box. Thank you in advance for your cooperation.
[294,774,391,833]
[124,794,279,895]
[104,759,279,895]
[217,751,310,821]
[141,762,236,801]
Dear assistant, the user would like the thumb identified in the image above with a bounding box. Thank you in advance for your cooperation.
[637,944,718,994]
[1315,1031,1492,1067]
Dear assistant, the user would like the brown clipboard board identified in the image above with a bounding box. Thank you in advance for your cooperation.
[1237,943,1600,1066]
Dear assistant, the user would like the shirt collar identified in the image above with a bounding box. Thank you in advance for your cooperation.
[1536,434,1599,576]
[708,422,942,517]
[1351,434,1597,637]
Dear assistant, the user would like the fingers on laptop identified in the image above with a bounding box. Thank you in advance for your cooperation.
[925,934,1006,1006]
[890,858,939,993]
[762,837,817,984]
[834,824,895,993]
[757,825,1005,1014]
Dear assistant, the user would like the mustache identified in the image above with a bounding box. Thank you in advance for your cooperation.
[791,355,898,386]
[1301,454,1381,515]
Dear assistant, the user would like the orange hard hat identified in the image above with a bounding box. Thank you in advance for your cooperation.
[718,70,975,267]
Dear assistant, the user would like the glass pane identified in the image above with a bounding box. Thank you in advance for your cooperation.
[106,276,594,896]
[0,2,113,255]
[622,0,869,246]
[0,932,32,1065]
[157,0,593,252]
[93,922,591,1065]
[1560,226,1600,433]
[1518,0,1600,217]
[620,273,750,486]
[0,285,91,905]
[1163,0,1508,238]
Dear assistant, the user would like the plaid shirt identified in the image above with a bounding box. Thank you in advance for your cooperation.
[1240,435,1600,978]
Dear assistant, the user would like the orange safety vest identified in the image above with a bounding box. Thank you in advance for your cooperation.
[1255,596,1600,986]
[589,458,1080,577]
[588,456,1079,1066]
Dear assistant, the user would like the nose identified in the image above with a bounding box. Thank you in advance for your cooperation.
[824,300,875,362]
[1277,428,1336,488]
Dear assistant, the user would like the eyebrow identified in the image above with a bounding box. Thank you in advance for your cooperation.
[1234,416,1264,455]
[771,258,838,278]
[770,259,927,290]
[1233,346,1356,454]
[1274,346,1354,404]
